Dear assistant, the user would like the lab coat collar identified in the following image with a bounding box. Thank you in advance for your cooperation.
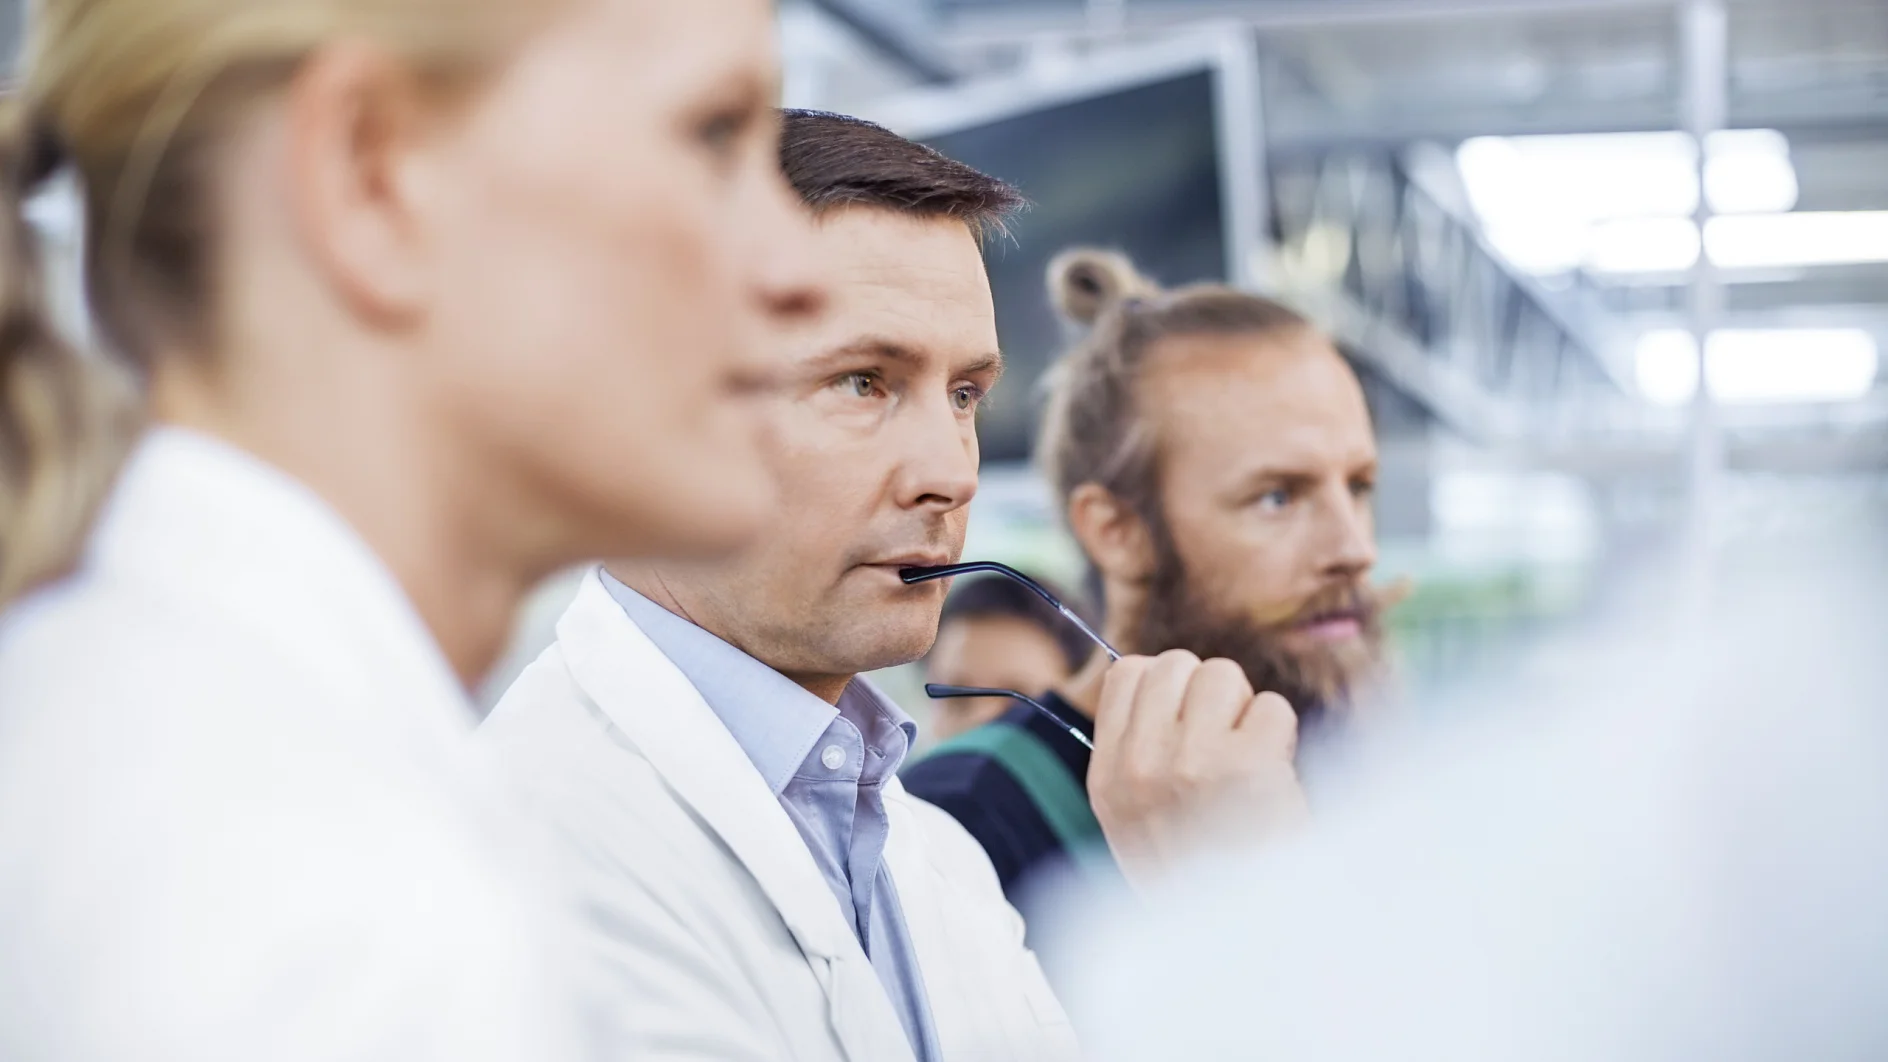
[555,569,917,1062]
[90,428,475,760]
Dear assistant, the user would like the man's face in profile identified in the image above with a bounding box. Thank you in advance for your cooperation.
[1132,330,1386,719]
[661,205,1002,684]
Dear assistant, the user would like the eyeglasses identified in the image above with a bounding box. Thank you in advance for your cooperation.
[922,684,1094,750]
[902,560,1121,750]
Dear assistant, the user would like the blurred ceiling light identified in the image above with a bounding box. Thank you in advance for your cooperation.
[1634,328,1880,406]
[1481,220,1588,275]
[1634,328,1702,405]
[1587,217,1701,274]
[1705,212,1888,269]
[1458,129,1798,275]
[1458,132,1700,223]
[1703,129,1799,215]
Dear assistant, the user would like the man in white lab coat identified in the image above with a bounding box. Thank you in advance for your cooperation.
[479,111,1306,1061]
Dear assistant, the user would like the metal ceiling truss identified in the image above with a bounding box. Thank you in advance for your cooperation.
[1266,148,1626,442]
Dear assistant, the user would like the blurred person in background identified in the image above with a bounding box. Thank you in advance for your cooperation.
[922,572,1093,741]
[907,248,1382,912]
[480,111,1300,1062]
[0,0,820,1058]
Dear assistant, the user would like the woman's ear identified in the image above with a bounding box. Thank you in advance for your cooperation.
[1066,482,1157,584]
[284,41,436,324]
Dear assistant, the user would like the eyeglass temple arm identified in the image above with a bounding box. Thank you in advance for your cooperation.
[923,683,1095,751]
[901,561,1122,662]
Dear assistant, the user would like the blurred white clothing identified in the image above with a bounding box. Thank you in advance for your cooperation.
[0,429,581,1062]
[1066,544,1888,1061]
[478,570,1080,1062]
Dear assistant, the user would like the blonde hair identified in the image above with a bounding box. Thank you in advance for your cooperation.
[1036,248,1313,534]
[0,0,534,605]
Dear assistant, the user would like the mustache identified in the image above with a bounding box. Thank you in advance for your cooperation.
[1278,577,1409,631]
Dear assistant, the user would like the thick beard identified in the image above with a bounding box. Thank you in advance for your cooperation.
[1129,528,1385,732]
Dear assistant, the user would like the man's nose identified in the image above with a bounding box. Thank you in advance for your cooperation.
[891,394,979,514]
[1317,488,1377,580]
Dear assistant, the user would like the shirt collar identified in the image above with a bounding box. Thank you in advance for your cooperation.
[600,572,916,794]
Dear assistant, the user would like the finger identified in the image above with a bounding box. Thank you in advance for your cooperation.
[1093,655,1154,761]
[1177,658,1253,765]
[1235,690,1299,761]
[1121,649,1201,764]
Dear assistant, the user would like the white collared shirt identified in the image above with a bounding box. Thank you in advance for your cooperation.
[0,429,582,1062]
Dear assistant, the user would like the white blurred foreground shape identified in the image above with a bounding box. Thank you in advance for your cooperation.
[1066,526,1888,1062]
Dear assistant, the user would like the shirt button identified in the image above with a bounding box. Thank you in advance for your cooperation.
[821,745,846,771]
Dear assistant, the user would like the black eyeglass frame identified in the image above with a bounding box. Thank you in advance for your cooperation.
[923,683,1094,750]
[900,561,1120,662]
[904,561,1117,750]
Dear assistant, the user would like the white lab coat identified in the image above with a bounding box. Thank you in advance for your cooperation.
[0,429,582,1062]
[478,570,1082,1062]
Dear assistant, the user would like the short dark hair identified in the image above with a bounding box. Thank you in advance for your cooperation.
[779,109,1025,241]
[938,574,1096,672]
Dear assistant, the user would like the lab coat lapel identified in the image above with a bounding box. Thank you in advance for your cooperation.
[554,571,916,1062]
[884,780,986,1059]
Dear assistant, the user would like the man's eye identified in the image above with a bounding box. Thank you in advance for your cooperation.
[1351,479,1377,499]
[951,386,984,412]
[1254,488,1292,512]
[838,372,881,398]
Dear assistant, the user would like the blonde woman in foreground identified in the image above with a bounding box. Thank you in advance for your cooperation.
[0,0,820,1058]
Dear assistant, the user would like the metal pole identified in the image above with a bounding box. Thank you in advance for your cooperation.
[1679,0,1727,614]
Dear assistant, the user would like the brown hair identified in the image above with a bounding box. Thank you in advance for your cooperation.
[0,0,538,605]
[779,109,1024,241]
[1036,248,1313,536]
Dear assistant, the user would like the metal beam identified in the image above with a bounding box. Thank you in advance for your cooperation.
[1263,95,1888,151]
[1678,0,1728,613]
[804,0,959,85]
[942,0,1683,44]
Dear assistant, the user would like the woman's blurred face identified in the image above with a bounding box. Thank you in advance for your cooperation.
[424,0,821,561]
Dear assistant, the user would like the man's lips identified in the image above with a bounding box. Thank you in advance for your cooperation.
[1292,610,1365,642]
[866,554,953,570]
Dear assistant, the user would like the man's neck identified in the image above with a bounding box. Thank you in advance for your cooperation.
[605,563,857,707]
[777,670,854,706]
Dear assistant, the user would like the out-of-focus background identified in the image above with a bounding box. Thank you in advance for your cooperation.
[753,0,1888,728]
[12,0,1881,726]
[792,0,1887,728]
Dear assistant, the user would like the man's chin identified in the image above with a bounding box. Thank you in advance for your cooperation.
[1284,637,1385,708]
[828,582,947,672]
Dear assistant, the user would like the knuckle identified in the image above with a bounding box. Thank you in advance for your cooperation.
[1251,691,1296,724]
[1200,657,1254,693]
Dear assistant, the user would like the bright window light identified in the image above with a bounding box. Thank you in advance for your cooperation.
[1634,328,1880,405]
[1705,212,1888,269]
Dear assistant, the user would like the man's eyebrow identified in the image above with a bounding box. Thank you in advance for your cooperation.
[963,352,1005,383]
[1231,456,1378,487]
[807,339,1007,380]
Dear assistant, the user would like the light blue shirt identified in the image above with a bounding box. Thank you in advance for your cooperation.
[603,574,940,1062]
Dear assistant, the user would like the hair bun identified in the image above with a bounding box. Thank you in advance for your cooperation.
[1047,248,1159,329]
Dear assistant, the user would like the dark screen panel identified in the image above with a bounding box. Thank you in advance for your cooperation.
[925,70,1227,461]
